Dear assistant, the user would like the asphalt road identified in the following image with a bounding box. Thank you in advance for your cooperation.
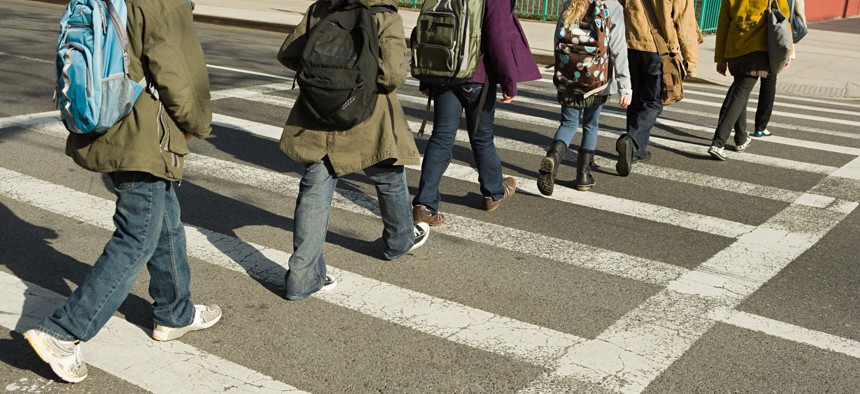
[1,0,859,392]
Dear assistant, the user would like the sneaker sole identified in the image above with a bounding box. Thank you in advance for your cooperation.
[319,279,337,293]
[152,313,222,342]
[24,331,87,383]
[708,150,728,161]
[536,157,555,196]
[408,228,429,253]
[574,181,594,191]
[615,137,633,177]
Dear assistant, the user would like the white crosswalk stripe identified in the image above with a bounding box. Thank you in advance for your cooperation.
[0,271,306,393]
[2,69,859,393]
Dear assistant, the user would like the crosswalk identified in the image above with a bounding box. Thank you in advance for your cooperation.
[2,67,860,392]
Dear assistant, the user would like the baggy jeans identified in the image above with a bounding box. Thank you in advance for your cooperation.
[285,158,414,300]
[39,172,195,341]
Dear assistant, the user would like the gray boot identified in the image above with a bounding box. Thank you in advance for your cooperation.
[575,149,595,191]
[537,140,567,196]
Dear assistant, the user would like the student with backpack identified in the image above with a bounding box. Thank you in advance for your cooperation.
[614,0,699,176]
[277,0,429,301]
[24,0,219,383]
[410,0,541,226]
[537,0,632,195]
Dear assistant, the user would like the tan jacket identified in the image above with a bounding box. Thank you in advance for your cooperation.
[277,0,419,176]
[619,0,700,77]
[66,0,212,181]
[715,0,792,63]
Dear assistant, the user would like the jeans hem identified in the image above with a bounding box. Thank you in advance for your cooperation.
[37,324,77,342]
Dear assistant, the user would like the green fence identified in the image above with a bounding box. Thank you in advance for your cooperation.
[695,0,721,33]
[398,0,722,31]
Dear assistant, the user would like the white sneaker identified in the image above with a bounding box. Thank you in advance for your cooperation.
[319,275,337,293]
[23,329,88,383]
[407,222,430,253]
[708,145,728,161]
[152,304,222,341]
[736,138,752,152]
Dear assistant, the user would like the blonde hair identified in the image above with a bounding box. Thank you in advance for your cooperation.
[562,0,590,27]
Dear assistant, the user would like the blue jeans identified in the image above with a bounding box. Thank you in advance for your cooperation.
[625,49,663,158]
[39,172,194,341]
[285,158,414,300]
[553,104,603,151]
[413,83,503,213]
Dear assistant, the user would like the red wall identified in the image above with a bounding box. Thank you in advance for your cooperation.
[806,0,860,21]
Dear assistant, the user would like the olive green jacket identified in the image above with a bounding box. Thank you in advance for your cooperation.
[66,0,212,181]
[277,0,420,176]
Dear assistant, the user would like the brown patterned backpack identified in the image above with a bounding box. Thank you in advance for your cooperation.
[553,0,611,100]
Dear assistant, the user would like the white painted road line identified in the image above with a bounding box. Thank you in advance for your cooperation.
[208,83,838,205]
[681,98,860,128]
[203,90,822,235]
[682,89,860,118]
[714,310,860,359]
[8,112,687,286]
[0,108,817,241]
[212,109,757,239]
[0,167,586,368]
[0,271,304,393]
[520,195,858,392]
[504,93,860,158]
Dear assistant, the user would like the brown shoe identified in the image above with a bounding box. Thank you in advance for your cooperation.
[413,204,446,226]
[483,177,517,212]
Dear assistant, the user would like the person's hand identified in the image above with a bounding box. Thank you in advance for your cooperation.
[420,87,431,97]
[619,93,632,109]
[784,59,792,70]
[716,62,727,76]
[185,133,194,141]
[501,93,514,104]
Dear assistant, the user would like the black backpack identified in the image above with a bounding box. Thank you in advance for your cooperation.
[296,1,395,130]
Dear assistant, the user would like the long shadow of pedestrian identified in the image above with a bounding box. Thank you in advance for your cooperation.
[0,202,155,379]
[175,179,384,297]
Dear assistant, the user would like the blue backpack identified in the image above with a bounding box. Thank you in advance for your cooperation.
[56,0,144,135]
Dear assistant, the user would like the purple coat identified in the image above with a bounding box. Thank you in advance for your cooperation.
[469,0,542,97]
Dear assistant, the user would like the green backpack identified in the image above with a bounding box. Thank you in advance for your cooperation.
[410,0,485,86]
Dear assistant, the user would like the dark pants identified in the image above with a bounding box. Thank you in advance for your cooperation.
[413,83,503,213]
[732,72,777,133]
[712,74,758,148]
[624,49,663,158]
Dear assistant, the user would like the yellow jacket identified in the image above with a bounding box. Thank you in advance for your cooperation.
[620,0,700,77]
[715,0,791,63]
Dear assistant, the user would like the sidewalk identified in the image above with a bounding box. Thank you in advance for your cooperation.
[33,0,860,99]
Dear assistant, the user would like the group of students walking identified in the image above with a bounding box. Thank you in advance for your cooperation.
[23,0,804,385]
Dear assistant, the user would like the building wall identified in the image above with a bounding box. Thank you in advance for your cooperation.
[806,0,860,22]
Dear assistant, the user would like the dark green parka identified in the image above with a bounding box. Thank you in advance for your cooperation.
[277,0,419,176]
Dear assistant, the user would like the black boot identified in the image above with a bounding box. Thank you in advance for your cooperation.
[575,149,595,191]
[537,140,567,196]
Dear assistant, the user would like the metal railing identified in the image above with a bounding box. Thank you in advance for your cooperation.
[695,0,721,33]
[398,0,722,32]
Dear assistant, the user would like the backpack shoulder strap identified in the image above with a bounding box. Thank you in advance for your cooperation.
[369,4,397,15]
